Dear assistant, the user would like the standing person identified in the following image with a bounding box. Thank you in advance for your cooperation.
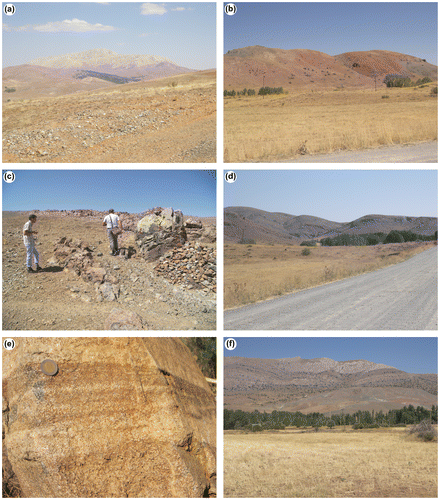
[102,209,123,256]
[23,214,42,273]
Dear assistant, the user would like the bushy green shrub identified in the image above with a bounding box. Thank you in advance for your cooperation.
[300,240,317,247]
[301,248,311,256]
[384,230,405,244]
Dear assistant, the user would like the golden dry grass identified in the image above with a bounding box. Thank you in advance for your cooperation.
[224,84,438,162]
[224,428,438,497]
[224,242,435,309]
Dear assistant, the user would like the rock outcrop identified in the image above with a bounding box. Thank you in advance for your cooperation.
[136,207,186,261]
[2,338,216,497]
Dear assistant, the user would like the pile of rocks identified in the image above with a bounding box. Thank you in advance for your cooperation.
[48,237,120,302]
[155,241,216,292]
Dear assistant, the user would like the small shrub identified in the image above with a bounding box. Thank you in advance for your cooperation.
[301,248,311,256]
[408,419,438,441]
[300,240,317,247]
[432,87,438,95]
[381,95,389,99]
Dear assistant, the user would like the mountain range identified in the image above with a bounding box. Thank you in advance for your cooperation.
[224,356,438,415]
[3,49,196,100]
[224,46,438,90]
[224,207,438,244]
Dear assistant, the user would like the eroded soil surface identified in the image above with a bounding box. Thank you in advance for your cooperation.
[3,212,216,330]
[2,71,216,163]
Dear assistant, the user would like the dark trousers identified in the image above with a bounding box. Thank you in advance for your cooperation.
[107,229,119,254]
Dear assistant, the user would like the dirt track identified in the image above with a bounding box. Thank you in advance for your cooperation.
[279,141,438,163]
[225,247,438,330]
[3,212,216,330]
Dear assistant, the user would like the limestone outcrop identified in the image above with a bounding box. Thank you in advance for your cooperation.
[2,338,216,497]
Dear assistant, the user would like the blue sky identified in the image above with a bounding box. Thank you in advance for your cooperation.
[2,170,216,216]
[224,3,438,65]
[224,170,438,221]
[224,337,438,374]
[2,2,216,69]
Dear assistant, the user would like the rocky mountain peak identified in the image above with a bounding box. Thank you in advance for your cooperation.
[28,49,171,70]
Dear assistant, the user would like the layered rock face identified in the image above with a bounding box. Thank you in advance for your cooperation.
[2,338,216,497]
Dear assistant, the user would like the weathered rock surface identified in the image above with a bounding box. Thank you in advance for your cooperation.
[136,207,186,261]
[2,338,216,497]
[103,308,144,330]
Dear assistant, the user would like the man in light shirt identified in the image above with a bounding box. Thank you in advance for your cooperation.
[102,209,123,256]
[23,214,42,273]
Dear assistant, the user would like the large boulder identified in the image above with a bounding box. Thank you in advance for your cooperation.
[2,338,216,497]
[137,207,183,234]
[136,208,186,262]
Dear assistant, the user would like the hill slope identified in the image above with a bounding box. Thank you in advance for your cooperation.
[224,356,438,414]
[224,45,438,90]
[3,49,196,101]
[224,207,437,243]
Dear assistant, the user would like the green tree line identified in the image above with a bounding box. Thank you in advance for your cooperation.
[320,229,437,247]
[224,87,285,97]
[224,405,438,431]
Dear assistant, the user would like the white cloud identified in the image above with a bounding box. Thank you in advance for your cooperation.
[171,7,186,11]
[33,18,116,33]
[140,3,167,16]
[139,32,159,37]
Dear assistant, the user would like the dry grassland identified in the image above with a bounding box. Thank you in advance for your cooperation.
[224,84,438,162]
[3,71,215,163]
[224,428,438,497]
[224,242,435,309]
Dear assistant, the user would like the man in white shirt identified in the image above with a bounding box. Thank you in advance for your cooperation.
[102,209,123,256]
[23,214,42,273]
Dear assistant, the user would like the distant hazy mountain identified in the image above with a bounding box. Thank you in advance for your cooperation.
[27,48,193,78]
[3,49,197,100]
[224,356,438,414]
[224,206,438,244]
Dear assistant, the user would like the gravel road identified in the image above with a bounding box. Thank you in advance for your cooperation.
[224,247,438,330]
[281,141,438,163]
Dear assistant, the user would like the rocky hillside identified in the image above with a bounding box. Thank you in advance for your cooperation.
[224,45,437,90]
[2,210,216,330]
[224,356,437,414]
[224,206,438,243]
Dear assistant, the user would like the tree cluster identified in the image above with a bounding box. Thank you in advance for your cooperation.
[383,74,432,88]
[224,405,438,431]
[224,87,286,97]
[320,230,437,247]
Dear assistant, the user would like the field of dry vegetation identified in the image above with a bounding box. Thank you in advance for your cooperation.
[224,427,438,497]
[224,241,435,309]
[3,71,215,163]
[224,84,438,162]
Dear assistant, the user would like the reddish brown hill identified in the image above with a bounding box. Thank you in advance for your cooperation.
[3,65,115,101]
[224,45,437,91]
[336,50,438,81]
